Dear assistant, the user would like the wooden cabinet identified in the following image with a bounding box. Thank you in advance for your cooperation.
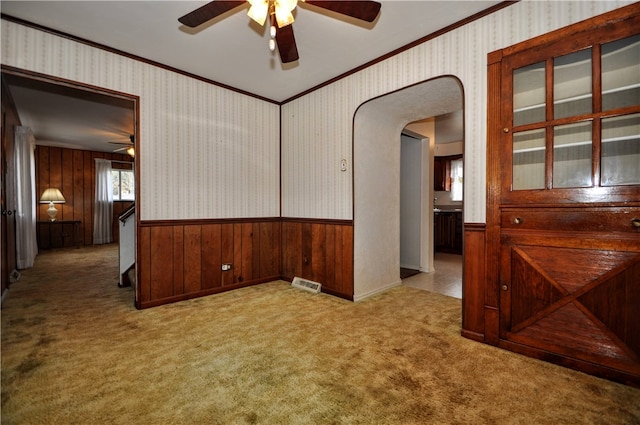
[499,208,640,381]
[433,157,449,191]
[434,211,462,254]
[479,4,640,386]
[37,220,81,249]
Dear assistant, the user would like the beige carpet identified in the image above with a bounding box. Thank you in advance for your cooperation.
[2,244,639,424]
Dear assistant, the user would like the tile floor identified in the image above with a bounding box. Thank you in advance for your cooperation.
[401,252,462,299]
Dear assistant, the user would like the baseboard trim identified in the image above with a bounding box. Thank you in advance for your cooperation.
[353,279,402,302]
[136,276,280,309]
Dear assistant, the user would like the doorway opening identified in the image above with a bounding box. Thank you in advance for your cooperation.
[1,67,139,302]
[400,110,463,298]
[352,76,464,301]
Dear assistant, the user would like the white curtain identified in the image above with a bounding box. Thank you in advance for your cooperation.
[11,127,38,269]
[93,159,113,244]
[451,158,464,202]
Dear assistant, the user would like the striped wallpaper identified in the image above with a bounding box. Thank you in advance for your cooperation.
[1,20,280,221]
[1,1,631,224]
[280,0,632,222]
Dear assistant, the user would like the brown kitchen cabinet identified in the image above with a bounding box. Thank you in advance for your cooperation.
[434,211,462,254]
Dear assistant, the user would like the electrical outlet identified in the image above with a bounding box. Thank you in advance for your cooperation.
[221,263,232,271]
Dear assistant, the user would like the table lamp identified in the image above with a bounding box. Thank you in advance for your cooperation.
[40,188,66,221]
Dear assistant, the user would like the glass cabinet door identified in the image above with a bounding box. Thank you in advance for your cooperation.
[510,34,639,193]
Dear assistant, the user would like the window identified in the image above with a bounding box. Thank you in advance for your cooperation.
[112,169,135,201]
[450,158,463,201]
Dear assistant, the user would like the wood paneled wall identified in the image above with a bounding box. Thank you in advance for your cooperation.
[138,219,282,308]
[461,224,486,342]
[281,219,354,300]
[35,145,133,247]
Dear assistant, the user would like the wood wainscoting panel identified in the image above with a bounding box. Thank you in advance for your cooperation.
[461,223,486,342]
[183,225,202,294]
[35,145,134,247]
[137,219,281,309]
[281,219,354,299]
[221,223,234,286]
[202,224,222,290]
[171,226,185,295]
[149,226,174,300]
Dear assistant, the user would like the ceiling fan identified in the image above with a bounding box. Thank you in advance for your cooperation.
[179,0,382,63]
[110,134,135,157]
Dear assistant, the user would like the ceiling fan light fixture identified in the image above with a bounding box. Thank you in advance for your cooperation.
[247,0,269,25]
[274,0,297,27]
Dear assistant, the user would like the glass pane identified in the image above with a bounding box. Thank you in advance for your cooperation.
[602,35,640,111]
[554,49,592,119]
[553,122,592,188]
[120,171,135,200]
[602,113,640,186]
[513,62,545,126]
[111,170,121,199]
[513,129,545,190]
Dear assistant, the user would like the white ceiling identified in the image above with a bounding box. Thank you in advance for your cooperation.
[1,0,503,152]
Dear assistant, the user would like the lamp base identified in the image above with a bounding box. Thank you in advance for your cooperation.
[47,202,58,221]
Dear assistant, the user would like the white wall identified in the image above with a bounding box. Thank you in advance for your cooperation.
[1,21,281,221]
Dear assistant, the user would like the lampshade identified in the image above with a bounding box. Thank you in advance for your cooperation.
[126,146,135,158]
[40,188,65,221]
[40,188,66,204]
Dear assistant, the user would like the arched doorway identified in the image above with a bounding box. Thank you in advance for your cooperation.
[352,76,464,301]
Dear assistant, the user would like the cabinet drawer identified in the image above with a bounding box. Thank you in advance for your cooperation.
[500,208,640,233]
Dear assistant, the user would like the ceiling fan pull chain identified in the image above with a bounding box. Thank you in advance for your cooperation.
[269,22,277,52]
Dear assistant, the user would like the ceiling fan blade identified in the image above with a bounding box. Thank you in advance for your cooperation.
[108,135,134,146]
[275,21,299,63]
[178,1,245,27]
[304,1,381,23]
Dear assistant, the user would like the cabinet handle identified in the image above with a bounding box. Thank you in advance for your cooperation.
[503,128,509,133]
[502,285,508,291]
[632,218,640,228]
[512,217,522,225]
